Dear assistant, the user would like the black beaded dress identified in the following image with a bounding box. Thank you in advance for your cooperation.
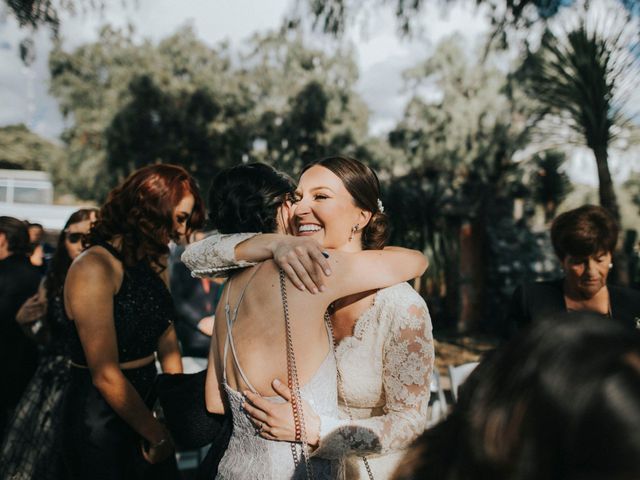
[61,242,179,480]
[0,292,71,480]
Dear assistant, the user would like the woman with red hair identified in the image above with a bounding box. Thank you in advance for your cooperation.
[62,164,205,480]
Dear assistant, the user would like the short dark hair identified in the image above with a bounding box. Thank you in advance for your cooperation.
[0,216,31,256]
[550,205,618,260]
[394,313,640,480]
[209,163,295,234]
[303,156,389,250]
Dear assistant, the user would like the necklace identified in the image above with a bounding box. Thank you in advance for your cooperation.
[324,312,375,480]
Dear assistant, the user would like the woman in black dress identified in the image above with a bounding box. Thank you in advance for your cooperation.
[62,164,205,480]
[0,208,97,480]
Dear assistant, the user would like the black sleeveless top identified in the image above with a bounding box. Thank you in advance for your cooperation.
[45,293,72,358]
[68,242,175,365]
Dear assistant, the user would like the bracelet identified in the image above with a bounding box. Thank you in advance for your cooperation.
[150,437,169,449]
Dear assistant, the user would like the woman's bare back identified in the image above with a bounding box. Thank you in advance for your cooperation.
[214,260,333,397]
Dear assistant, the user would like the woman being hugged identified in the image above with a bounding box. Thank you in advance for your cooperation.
[199,162,427,479]
[62,165,205,480]
[183,156,434,479]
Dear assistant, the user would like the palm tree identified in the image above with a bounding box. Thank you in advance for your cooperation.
[520,8,639,284]
[520,12,639,225]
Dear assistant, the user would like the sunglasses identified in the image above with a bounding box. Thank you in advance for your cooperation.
[65,232,84,244]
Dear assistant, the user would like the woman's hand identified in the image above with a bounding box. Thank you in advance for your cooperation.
[16,292,47,325]
[141,426,175,464]
[243,379,320,446]
[271,237,331,294]
[197,315,215,336]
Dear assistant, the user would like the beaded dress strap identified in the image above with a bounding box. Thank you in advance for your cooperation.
[96,241,124,263]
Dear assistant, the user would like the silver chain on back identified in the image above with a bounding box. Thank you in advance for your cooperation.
[279,269,315,480]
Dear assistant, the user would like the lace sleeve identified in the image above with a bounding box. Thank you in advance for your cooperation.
[313,298,434,459]
[181,232,259,278]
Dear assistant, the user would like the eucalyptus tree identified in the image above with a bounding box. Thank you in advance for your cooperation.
[385,34,536,330]
[48,25,371,200]
[237,29,370,175]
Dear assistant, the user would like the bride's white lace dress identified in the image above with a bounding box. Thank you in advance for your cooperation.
[183,234,434,479]
[218,352,339,479]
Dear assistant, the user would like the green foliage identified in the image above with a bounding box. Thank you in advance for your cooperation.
[624,171,640,215]
[520,25,628,151]
[0,124,71,195]
[517,13,639,223]
[390,35,531,205]
[48,26,370,200]
[302,0,578,37]
[531,150,573,220]
[0,124,62,170]
[382,34,565,330]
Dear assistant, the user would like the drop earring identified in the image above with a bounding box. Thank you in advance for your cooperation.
[348,224,359,242]
[609,263,614,268]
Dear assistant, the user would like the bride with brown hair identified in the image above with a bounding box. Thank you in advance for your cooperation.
[188,161,427,479]
[184,156,434,479]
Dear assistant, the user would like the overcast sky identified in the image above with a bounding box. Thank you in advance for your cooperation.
[0,0,490,134]
[0,0,636,184]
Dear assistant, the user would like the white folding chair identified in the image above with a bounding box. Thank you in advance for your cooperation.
[447,361,479,403]
[427,369,448,426]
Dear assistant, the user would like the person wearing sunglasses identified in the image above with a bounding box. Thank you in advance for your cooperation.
[1,208,98,480]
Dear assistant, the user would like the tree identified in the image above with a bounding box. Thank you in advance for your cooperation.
[0,124,71,196]
[384,35,538,331]
[2,0,112,63]
[531,150,572,221]
[518,4,639,285]
[624,171,640,215]
[300,0,621,37]
[0,124,63,170]
[519,14,639,225]
[48,25,371,200]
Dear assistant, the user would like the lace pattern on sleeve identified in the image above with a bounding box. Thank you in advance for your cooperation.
[180,232,258,278]
[314,293,434,459]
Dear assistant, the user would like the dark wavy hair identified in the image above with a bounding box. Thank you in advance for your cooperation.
[87,164,205,269]
[209,163,295,234]
[44,208,98,302]
[551,205,619,260]
[394,313,640,480]
[302,156,389,250]
[0,216,30,256]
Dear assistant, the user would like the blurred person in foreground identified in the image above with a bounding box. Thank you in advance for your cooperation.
[0,216,41,438]
[62,164,205,480]
[0,208,97,480]
[392,313,640,480]
[504,205,640,338]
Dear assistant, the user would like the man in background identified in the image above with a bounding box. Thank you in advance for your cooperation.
[0,217,40,438]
